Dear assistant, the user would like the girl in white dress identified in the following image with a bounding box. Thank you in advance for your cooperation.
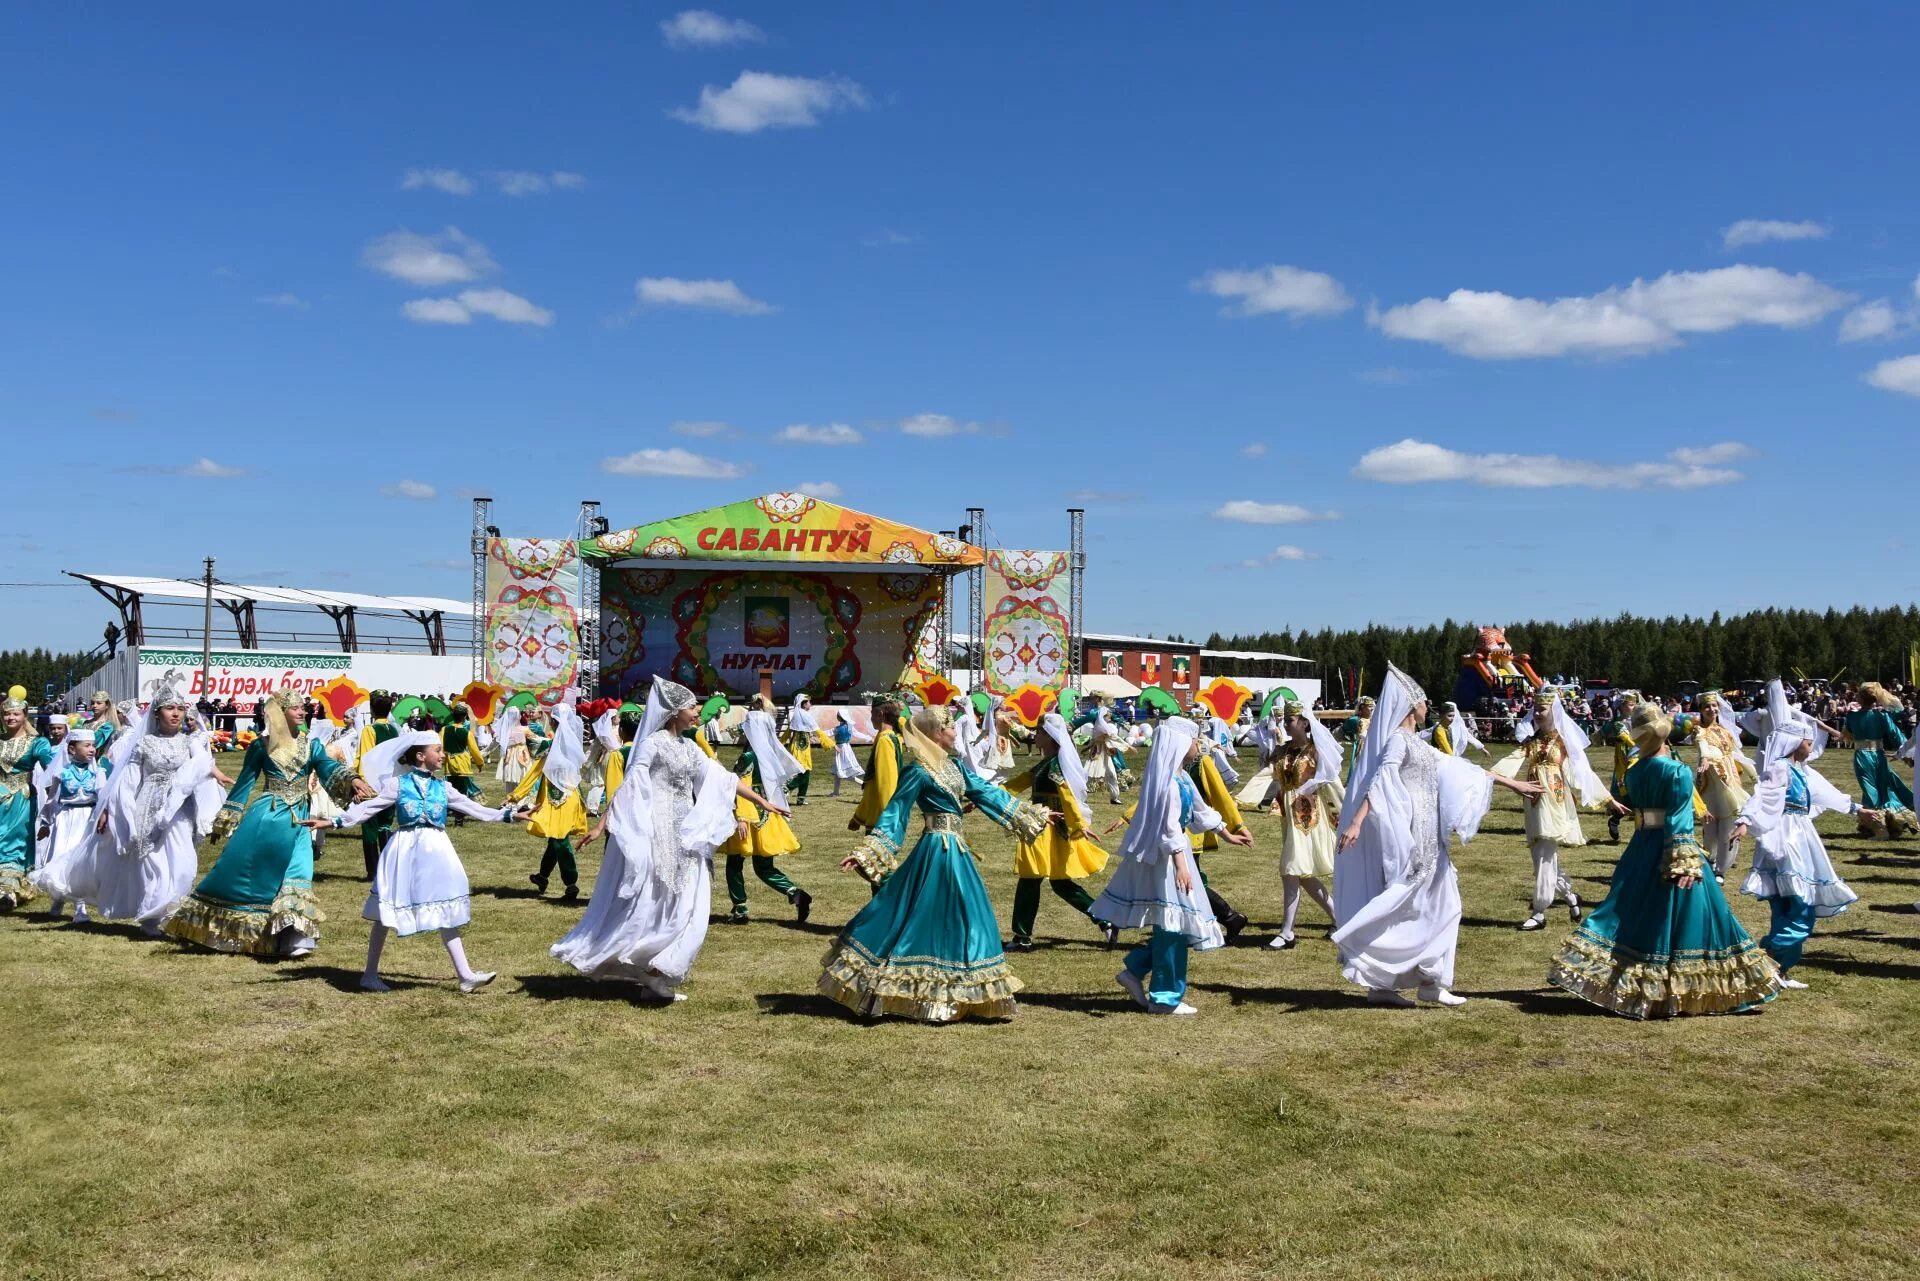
[829,712,872,798]
[55,681,221,934]
[494,707,531,786]
[327,730,524,993]
[1266,701,1343,951]
[551,680,788,1001]
[31,734,105,921]
[1333,665,1542,1007]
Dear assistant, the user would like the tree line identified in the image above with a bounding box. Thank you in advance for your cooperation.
[0,648,102,700]
[1206,605,1920,700]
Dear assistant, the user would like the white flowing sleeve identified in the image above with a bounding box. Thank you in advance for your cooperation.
[165,743,219,837]
[1802,768,1856,821]
[1739,762,1790,837]
[447,790,517,823]
[683,754,742,852]
[1431,740,1496,844]
[334,778,400,828]
[1186,797,1226,835]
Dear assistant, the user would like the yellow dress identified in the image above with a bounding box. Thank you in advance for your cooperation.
[852,728,904,830]
[1495,735,1588,846]
[723,748,801,858]
[1694,724,1756,820]
[1276,743,1341,878]
[505,758,588,840]
[782,725,832,772]
[1003,758,1109,880]
[1189,753,1249,852]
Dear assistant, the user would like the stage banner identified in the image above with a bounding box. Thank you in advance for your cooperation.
[600,566,943,700]
[981,549,1072,697]
[483,538,580,705]
[586,492,980,566]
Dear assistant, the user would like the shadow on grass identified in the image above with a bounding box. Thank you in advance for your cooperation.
[1867,903,1920,916]
[1187,981,1377,1012]
[1843,873,1920,886]
[22,916,157,941]
[1793,954,1920,981]
[1474,987,1617,1016]
[753,992,871,1022]
[264,963,430,994]
[1017,990,1149,1018]
[476,885,575,904]
[1824,926,1920,950]
[517,973,678,1004]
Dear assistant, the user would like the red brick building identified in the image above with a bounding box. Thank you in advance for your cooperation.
[1080,633,1203,701]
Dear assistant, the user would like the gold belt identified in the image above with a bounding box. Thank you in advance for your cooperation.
[1854,740,1883,752]
[924,812,964,834]
[1636,810,1667,827]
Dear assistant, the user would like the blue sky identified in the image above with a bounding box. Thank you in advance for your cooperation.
[4,3,1918,652]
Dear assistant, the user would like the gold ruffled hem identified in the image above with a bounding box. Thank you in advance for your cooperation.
[1547,930,1781,1020]
[818,945,1022,1024]
[846,830,901,883]
[0,864,40,905]
[164,886,326,955]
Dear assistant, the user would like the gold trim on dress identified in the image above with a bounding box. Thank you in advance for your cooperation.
[1547,929,1780,1020]
[818,941,1022,1023]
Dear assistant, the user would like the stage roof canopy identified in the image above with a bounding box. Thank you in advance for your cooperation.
[69,573,471,617]
[584,492,984,569]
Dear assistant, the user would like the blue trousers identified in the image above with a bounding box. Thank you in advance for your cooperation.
[1124,927,1189,1008]
[1762,895,1817,971]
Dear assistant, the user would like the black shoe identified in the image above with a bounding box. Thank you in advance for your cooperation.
[1566,893,1583,924]
[723,912,750,925]
[1006,938,1036,953]
[528,873,549,894]
[793,889,813,924]
[561,883,580,903]
[1099,920,1120,949]
[1222,911,1249,944]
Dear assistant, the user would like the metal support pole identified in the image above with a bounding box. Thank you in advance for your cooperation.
[1068,507,1085,693]
[576,500,602,695]
[965,506,985,693]
[471,497,493,685]
[200,557,215,702]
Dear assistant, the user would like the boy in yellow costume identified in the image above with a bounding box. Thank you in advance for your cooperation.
[721,698,813,924]
[507,701,589,902]
[1002,713,1117,950]
[850,697,905,833]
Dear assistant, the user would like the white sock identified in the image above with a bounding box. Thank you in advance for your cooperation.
[363,924,390,982]
[442,929,479,983]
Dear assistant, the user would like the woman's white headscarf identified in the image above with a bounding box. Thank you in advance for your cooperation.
[742,707,805,798]
[1346,665,1419,828]
[639,679,696,740]
[1541,695,1610,806]
[1442,703,1485,758]
[1116,716,1203,866]
[542,692,586,793]
[1040,712,1087,809]
[1293,704,1344,798]
[358,729,442,794]
[787,695,820,735]
[592,707,622,753]
[97,678,221,843]
[598,677,738,901]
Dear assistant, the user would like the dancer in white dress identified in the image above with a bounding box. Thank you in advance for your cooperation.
[1332,665,1542,1007]
[551,680,788,1000]
[327,730,526,993]
[31,733,105,921]
[58,680,221,934]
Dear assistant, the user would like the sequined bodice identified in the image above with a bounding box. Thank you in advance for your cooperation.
[396,772,448,829]
[647,733,706,891]
[131,732,195,857]
[1395,730,1444,881]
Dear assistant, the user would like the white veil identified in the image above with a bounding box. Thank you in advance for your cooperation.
[1040,712,1088,809]
[602,679,737,900]
[786,696,820,735]
[1546,697,1611,806]
[1296,708,1344,798]
[1116,717,1203,866]
[542,694,586,794]
[741,708,804,798]
[98,687,221,845]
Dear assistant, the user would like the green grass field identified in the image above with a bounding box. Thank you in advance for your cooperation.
[8,746,1920,1281]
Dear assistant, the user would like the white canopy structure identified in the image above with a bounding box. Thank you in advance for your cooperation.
[69,572,471,655]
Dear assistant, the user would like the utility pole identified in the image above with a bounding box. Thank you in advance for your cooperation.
[201,557,215,702]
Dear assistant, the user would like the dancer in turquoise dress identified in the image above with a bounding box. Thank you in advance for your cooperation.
[0,690,56,909]
[821,703,1051,1023]
[165,689,371,956]
[1844,683,1914,836]
[1548,704,1781,1018]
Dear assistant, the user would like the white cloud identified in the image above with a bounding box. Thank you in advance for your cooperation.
[670,71,869,134]
[362,227,496,287]
[119,457,247,478]
[1241,442,1268,459]
[661,9,765,48]
[401,297,473,325]
[671,420,732,437]
[1840,300,1900,343]
[1722,219,1829,249]
[794,481,843,499]
[401,168,475,196]
[1192,264,1354,319]
[1235,545,1322,568]
[777,423,862,446]
[1212,500,1340,524]
[489,170,587,196]
[898,413,982,438]
[636,276,776,315]
[1353,438,1751,489]
[1865,354,1920,398]
[382,480,437,500]
[255,292,308,309]
[600,447,745,479]
[402,289,554,327]
[1371,265,1850,360]
[457,288,554,326]
[862,228,918,247]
